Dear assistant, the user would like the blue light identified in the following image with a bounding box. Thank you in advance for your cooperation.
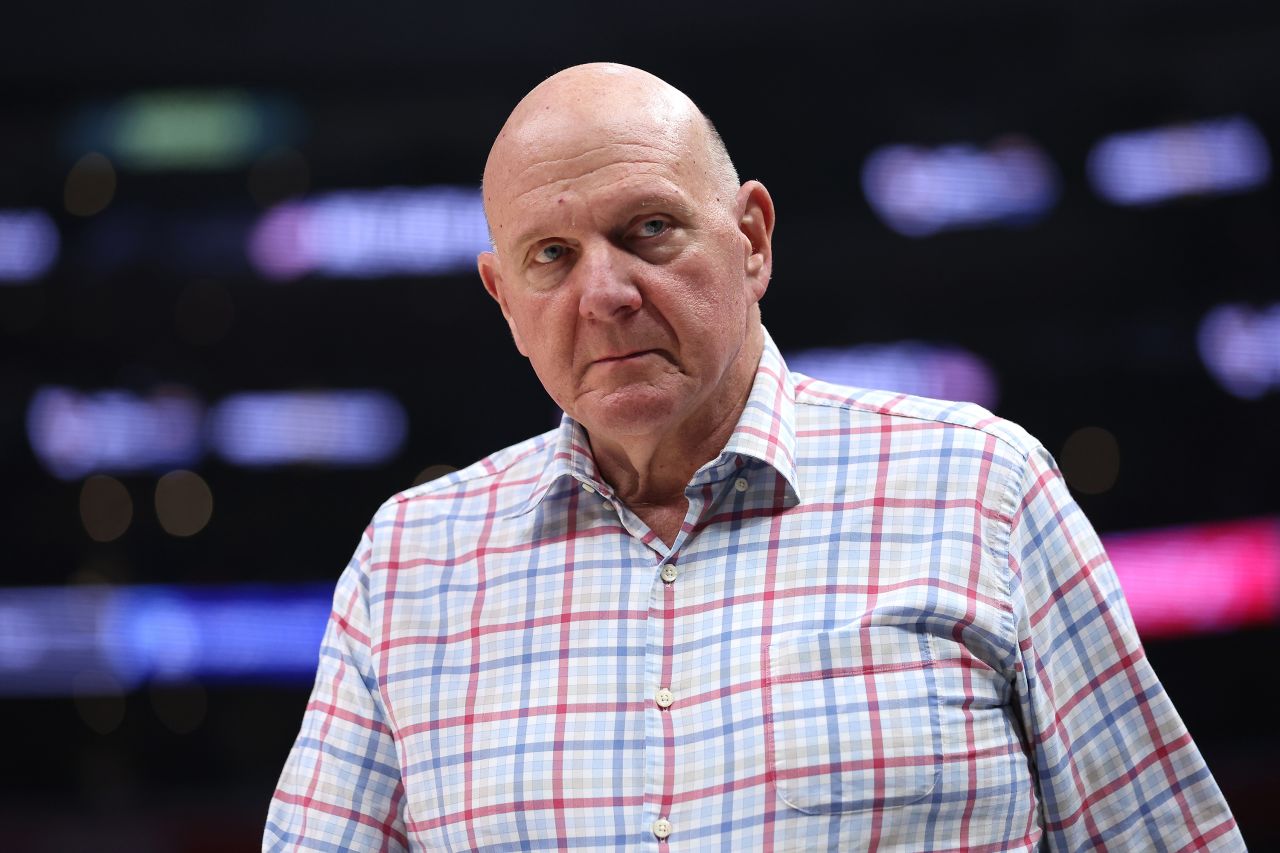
[0,584,332,696]
[1197,302,1280,399]
[0,209,59,282]
[26,387,411,476]
[861,137,1059,237]
[1087,116,1271,206]
[209,390,408,466]
[785,342,999,409]
[26,386,205,480]
[248,186,489,280]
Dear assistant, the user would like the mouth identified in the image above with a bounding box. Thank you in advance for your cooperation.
[594,349,659,365]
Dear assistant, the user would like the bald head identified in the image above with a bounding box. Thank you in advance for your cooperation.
[482,63,738,246]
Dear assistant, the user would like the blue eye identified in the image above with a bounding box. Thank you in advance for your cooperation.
[638,219,668,237]
[534,244,567,264]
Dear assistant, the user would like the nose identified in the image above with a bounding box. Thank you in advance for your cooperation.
[574,243,643,321]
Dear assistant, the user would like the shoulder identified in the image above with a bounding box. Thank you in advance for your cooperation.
[369,428,559,528]
[791,372,1041,461]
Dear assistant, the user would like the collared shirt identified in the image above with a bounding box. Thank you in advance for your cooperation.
[266,331,1242,852]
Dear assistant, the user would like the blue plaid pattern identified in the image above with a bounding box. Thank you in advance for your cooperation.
[266,331,1242,851]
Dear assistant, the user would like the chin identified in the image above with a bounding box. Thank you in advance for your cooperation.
[574,386,685,438]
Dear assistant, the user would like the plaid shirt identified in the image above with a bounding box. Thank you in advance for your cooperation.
[267,331,1242,852]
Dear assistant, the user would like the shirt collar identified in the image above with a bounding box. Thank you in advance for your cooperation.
[515,326,801,516]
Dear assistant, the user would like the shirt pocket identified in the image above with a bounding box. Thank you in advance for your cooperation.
[766,623,942,814]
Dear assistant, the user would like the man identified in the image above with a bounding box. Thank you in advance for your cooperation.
[267,64,1243,851]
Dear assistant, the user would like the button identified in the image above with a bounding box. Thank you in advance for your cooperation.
[581,483,596,494]
[655,687,674,708]
[660,564,678,583]
[652,818,672,839]
[734,477,748,492]
[603,501,615,511]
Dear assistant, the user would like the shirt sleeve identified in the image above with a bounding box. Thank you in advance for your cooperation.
[264,526,409,852]
[1007,445,1245,851]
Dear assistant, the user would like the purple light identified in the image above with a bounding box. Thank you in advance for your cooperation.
[1196,302,1280,399]
[248,186,489,280]
[0,209,59,282]
[209,390,407,466]
[26,386,204,480]
[861,137,1059,237]
[786,342,999,409]
[1104,517,1280,639]
[1087,115,1271,206]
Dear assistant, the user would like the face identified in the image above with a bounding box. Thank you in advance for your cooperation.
[479,110,774,451]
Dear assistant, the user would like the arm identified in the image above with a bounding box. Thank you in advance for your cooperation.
[1008,446,1243,851]
[264,527,409,852]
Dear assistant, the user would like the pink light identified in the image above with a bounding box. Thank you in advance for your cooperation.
[1103,517,1280,639]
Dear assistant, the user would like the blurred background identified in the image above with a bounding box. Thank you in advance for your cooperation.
[2,1,1279,849]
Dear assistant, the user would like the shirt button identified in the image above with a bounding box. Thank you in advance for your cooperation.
[652,818,672,839]
[660,564,678,583]
[581,483,596,494]
[655,687,674,709]
[734,477,748,492]
[603,501,615,511]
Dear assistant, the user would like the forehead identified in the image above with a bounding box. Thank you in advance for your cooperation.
[485,110,712,243]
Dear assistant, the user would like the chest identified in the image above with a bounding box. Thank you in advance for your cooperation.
[367,499,1022,849]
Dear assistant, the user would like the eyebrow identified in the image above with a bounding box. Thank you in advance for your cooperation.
[507,189,700,258]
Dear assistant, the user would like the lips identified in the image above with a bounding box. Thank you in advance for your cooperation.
[594,349,657,364]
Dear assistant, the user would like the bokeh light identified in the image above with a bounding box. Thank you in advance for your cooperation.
[0,209,60,282]
[154,470,214,537]
[1059,426,1121,495]
[64,152,117,217]
[412,463,458,487]
[861,136,1059,237]
[80,475,133,543]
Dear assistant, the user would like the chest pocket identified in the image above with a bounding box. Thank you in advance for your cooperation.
[766,623,943,814]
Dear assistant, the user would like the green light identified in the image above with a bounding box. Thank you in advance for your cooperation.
[65,89,303,172]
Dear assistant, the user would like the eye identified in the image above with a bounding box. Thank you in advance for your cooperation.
[636,219,668,238]
[533,243,568,264]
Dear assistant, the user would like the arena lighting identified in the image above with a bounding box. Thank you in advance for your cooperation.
[27,387,409,477]
[247,186,490,280]
[785,342,999,409]
[26,387,204,480]
[0,584,332,696]
[1087,115,1271,206]
[0,209,59,282]
[1197,302,1280,399]
[1106,516,1280,639]
[64,89,303,171]
[860,137,1059,237]
[208,390,408,466]
[0,517,1274,695]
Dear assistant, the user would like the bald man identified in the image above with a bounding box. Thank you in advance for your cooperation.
[267,65,1242,851]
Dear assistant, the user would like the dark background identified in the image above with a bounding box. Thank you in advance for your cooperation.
[2,1,1278,849]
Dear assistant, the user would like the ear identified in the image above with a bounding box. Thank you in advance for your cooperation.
[477,250,529,357]
[736,180,775,303]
